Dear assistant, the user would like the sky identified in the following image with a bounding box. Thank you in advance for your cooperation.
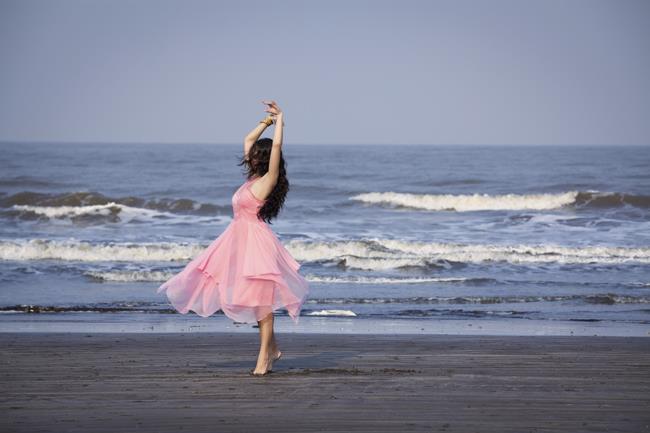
[0,0,649,146]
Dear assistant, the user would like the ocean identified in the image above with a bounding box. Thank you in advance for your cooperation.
[1,142,649,336]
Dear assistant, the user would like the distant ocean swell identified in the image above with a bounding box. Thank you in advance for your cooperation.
[350,190,650,211]
[2,238,650,267]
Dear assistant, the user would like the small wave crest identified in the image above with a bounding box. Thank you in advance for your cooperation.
[304,309,357,317]
[0,302,173,314]
[305,275,486,284]
[307,294,650,305]
[84,270,175,282]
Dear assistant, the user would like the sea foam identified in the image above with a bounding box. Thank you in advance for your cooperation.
[305,309,357,317]
[2,238,649,268]
[0,239,203,262]
[284,238,650,268]
[350,190,650,212]
[9,203,229,225]
[350,191,579,211]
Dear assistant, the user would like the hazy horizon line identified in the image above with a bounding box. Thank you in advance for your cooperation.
[1,140,648,147]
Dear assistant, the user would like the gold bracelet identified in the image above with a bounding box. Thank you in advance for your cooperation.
[260,116,273,126]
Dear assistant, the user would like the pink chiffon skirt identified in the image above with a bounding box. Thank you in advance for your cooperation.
[157,219,309,324]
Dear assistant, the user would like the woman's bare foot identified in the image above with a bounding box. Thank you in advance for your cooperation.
[252,349,273,375]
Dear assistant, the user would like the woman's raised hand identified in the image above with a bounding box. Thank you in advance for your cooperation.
[261,100,282,116]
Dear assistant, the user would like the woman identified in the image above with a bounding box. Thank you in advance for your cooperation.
[157,100,310,376]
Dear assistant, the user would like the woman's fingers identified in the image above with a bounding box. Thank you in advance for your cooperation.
[261,99,279,108]
[261,100,281,114]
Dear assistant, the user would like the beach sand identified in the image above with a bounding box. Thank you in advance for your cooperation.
[1,332,649,432]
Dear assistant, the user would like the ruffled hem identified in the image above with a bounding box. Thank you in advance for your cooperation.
[156,220,309,324]
[158,268,308,324]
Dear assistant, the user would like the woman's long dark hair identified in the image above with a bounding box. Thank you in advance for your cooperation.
[237,137,289,224]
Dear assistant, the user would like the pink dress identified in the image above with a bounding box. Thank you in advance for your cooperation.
[157,176,309,324]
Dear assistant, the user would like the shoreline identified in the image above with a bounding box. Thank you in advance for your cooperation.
[2,332,649,432]
[1,311,649,337]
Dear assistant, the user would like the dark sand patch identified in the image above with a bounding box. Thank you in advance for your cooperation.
[1,332,649,432]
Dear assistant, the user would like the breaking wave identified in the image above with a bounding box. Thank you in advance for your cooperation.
[285,238,650,269]
[350,190,650,212]
[0,190,230,223]
[0,239,204,262]
[2,238,649,269]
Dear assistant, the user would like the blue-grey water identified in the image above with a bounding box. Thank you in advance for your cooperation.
[1,142,649,335]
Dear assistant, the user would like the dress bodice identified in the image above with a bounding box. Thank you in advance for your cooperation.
[232,177,265,222]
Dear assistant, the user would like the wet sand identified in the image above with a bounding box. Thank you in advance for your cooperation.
[1,332,649,432]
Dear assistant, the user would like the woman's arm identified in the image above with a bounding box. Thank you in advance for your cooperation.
[267,112,284,180]
[250,110,284,201]
[243,121,269,158]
